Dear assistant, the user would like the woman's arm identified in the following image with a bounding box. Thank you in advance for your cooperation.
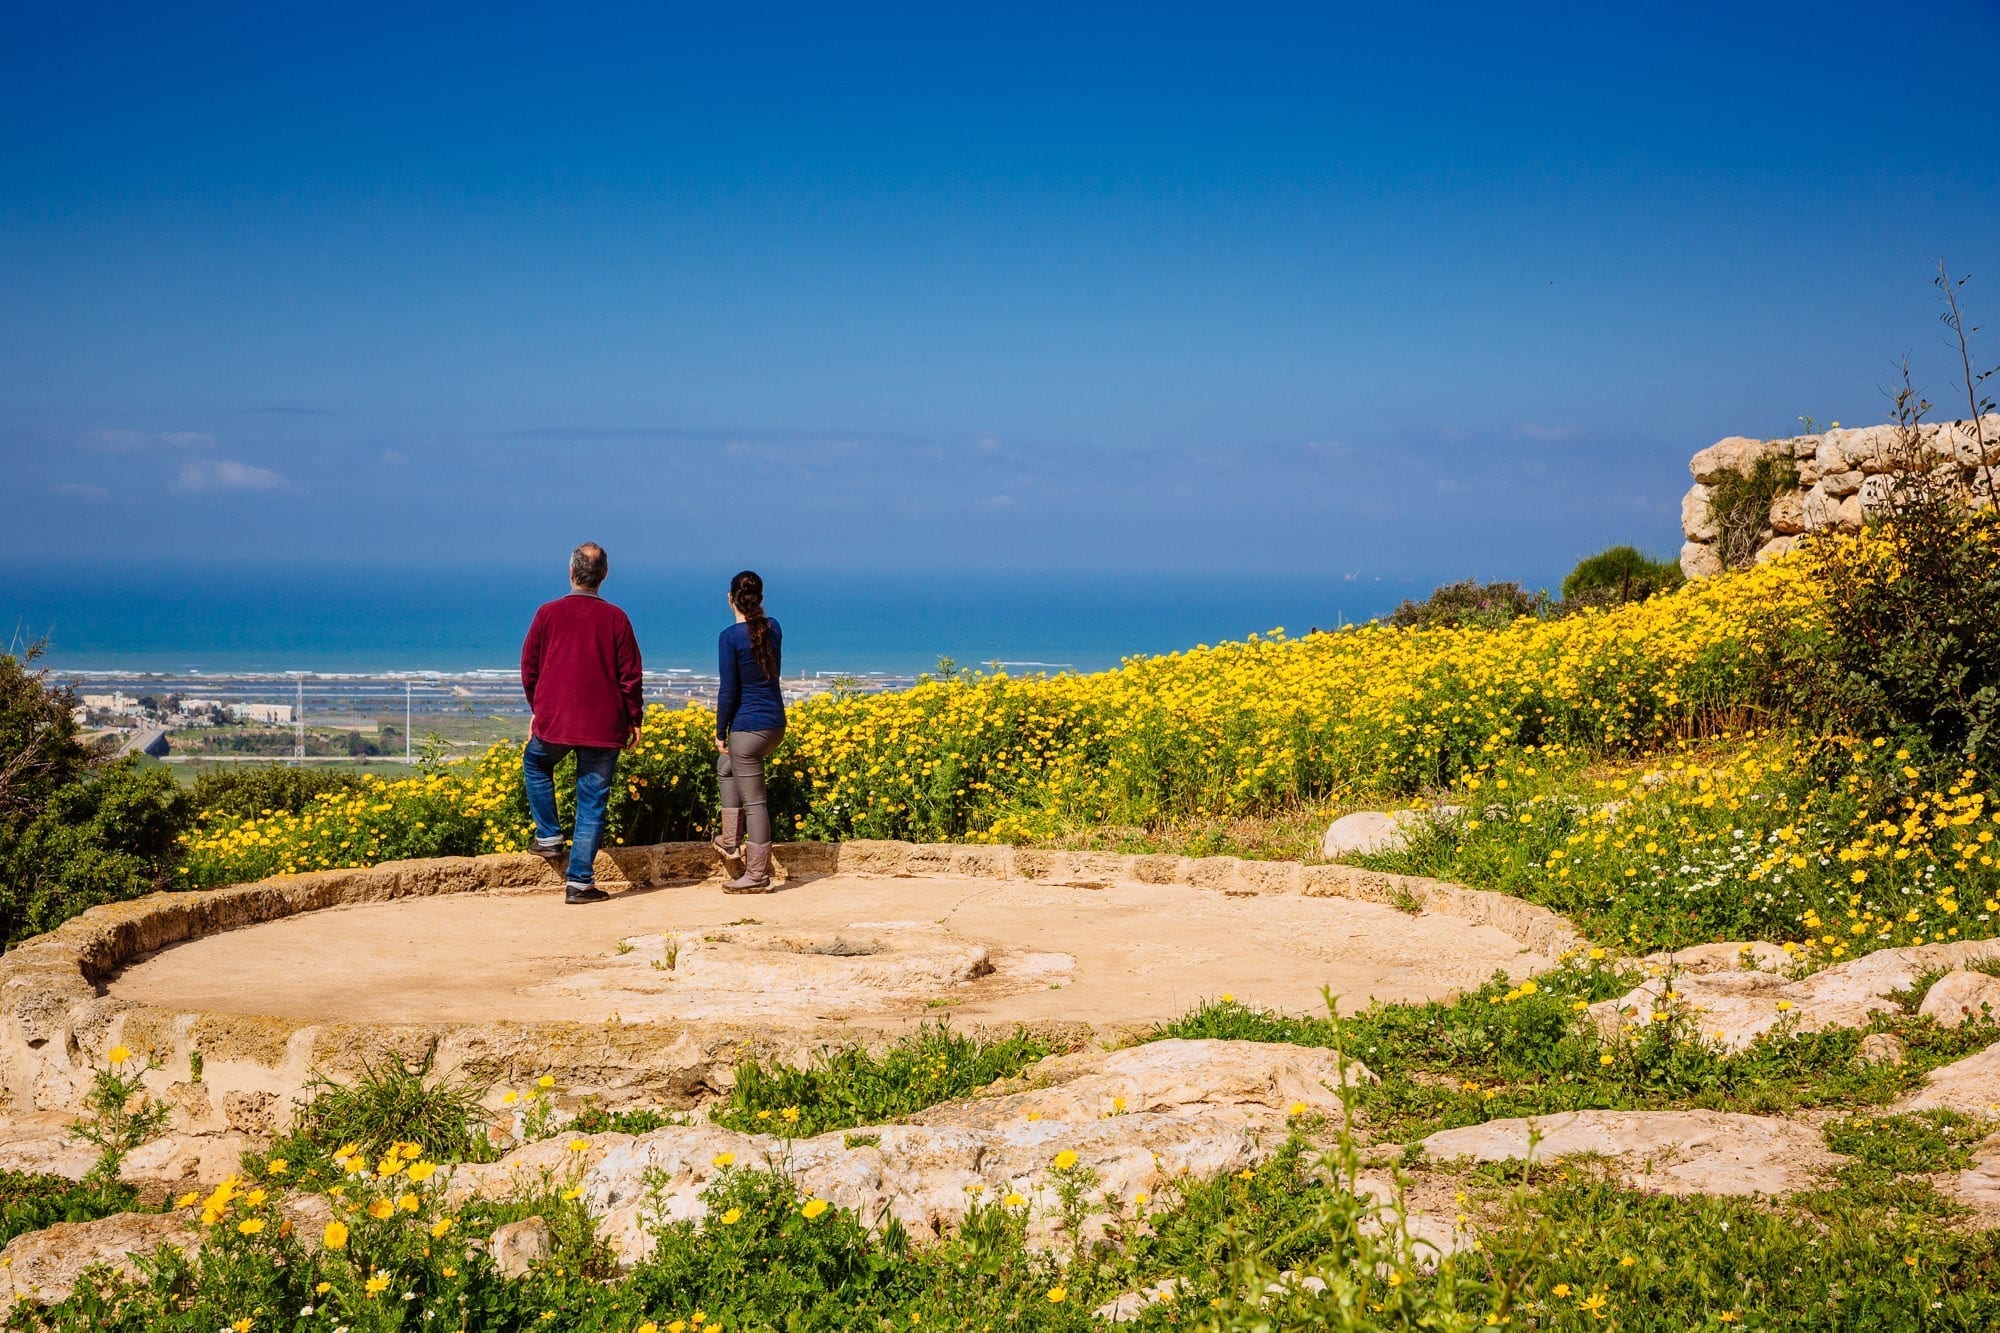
[715,628,741,740]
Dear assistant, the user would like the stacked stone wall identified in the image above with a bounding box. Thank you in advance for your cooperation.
[1678,414,2000,578]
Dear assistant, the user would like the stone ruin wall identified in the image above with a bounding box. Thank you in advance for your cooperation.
[1678,414,2000,578]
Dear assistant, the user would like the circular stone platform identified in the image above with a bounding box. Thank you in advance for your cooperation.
[0,840,1583,1130]
[108,870,1539,1031]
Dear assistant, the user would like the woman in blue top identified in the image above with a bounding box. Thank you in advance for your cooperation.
[712,570,787,891]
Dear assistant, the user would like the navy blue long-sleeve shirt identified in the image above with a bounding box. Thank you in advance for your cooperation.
[716,618,786,739]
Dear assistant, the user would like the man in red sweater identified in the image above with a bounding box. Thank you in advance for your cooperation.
[520,542,645,903]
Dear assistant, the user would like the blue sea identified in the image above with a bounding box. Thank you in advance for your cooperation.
[1,565,1413,677]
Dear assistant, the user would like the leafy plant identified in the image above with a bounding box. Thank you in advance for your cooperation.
[189,764,365,820]
[1561,544,1684,606]
[259,1043,496,1180]
[1707,453,1796,569]
[713,1023,1052,1138]
[1388,579,1546,630]
[1823,1109,1991,1173]
[68,1046,168,1184]
[0,1171,145,1248]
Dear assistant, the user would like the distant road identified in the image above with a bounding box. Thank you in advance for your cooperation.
[115,728,169,759]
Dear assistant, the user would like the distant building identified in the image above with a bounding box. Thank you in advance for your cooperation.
[179,698,223,712]
[229,702,295,725]
[80,692,138,712]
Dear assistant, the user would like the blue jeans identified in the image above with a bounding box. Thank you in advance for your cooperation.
[522,737,619,886]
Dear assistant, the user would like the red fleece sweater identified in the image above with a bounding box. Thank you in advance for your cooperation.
[520,592,645,749]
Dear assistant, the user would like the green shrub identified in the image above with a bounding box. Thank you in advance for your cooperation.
[712,1024,1053,1137]
[189,765,366,820]
[1822,1109,1991,1173]
[0,759,190,944]
[1707,453,1796,569]
[1561,545,1684,606]
[1387,579,1545,630]
[0,1171,144,1248]
[1806,444,2000,771]
[0,647,94,825]
[256,1045,496,1183]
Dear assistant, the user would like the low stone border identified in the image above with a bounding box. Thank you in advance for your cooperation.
[0,840,1586,1134]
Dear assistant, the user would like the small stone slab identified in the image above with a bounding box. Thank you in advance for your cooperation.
[1901,1040,2000,1118]
[1321,811,1426,859]
[1596,939,2000,1053]
[1419,1109,1837,1196]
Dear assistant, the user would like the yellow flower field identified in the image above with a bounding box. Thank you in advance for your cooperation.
[180,555,1822,887]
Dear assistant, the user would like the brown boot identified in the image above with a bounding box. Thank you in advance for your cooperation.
[712,809,745,873]
[723,842,773,893]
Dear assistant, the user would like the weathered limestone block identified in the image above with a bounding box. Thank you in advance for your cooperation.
[1599,937,2000,1053]
[1941,416,2000,468]
[1419,1110,1837,1196]
[1768,489,1806,535]
[1691,436,1787,484]
[0,1213,200,1311]
[1825,424,1903,474]
[1681,484,1719,541]
[1321,810,1426,858]
[1918,971,2000,1029]
[1678,540,1724,579]
[1754,536,1801,563]
[1858,1033,1907,1066]
[1818,468,1864,498]
[490,1216,556,1278]
[1902,1041,2000,1117]
[1858,473,1898,521]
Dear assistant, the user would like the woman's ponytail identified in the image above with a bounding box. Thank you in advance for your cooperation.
[730,570,781,683]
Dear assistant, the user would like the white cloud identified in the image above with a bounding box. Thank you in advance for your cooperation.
[172,459,289,494]
[50,482,110,502]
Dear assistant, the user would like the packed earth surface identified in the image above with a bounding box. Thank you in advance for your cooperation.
[107,867,1542,1030]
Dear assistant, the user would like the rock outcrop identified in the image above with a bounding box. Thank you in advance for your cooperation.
[0,1212,200,1311]
[1593,937,2000,1052]
[1678,415,2000,577]
[450,1039,1369,1267]
[1419,1109,1837,1196]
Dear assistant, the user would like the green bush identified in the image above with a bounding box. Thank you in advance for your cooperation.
[1707,453,1796,569]
[1560,544,1684,606]
[0,1171,144,1248]
[1386,579,1545,630]
[0,650,197,944]
[713,1024,1053,1138]
[256,1045,497,1183]
[0,759,190,944]
[1806,451,2000,770]
[0,648,93,824]
[189,765,366,821]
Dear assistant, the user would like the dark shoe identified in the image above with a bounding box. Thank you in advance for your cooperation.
[530,838,566,865]
[712,809,745,871]
[564,884,610,904]
[723,843,773,893]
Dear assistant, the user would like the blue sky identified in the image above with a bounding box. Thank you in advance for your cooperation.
[4,1,1998,583]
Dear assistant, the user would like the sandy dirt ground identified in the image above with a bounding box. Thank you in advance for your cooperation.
[108,873,1546,1032]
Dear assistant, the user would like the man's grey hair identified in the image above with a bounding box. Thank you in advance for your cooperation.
[570,542,608,590]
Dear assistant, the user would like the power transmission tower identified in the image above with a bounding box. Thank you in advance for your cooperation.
[292,673,305,764]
